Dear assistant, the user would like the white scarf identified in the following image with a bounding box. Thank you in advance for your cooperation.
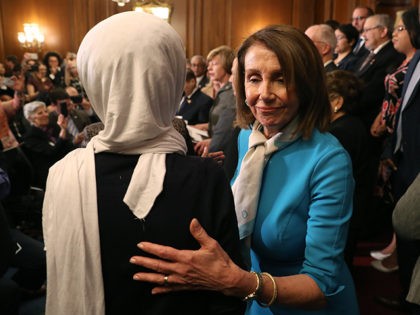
[77,11,187,219]
[44,12,188,315]
[232,118,300,240]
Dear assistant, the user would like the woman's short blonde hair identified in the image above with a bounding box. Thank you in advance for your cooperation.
[235,25,331,139]
[207,45,235,75]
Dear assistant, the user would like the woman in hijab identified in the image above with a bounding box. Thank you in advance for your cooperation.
[42,12,244,315]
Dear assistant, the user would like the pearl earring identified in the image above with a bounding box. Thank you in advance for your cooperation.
[334,106,339,113]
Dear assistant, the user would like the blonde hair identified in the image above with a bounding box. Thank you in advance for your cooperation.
[206,45,235,74]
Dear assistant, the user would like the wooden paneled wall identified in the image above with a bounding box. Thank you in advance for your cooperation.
[0,0,418,62]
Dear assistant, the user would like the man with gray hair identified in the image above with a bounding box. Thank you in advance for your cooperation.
[190,55,209,89]
[305,24,338,72]
[354,14,404,128]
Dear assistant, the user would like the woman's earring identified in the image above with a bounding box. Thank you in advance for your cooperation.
[245,100,249,106]
[334,106,339,113]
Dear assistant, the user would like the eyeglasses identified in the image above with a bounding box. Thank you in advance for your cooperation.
[352,16,366,22]
[362,25,382,33]
[394,25,406,33]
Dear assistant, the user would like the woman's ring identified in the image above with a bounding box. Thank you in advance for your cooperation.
[163,275,169,286]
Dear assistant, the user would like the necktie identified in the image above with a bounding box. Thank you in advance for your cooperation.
[359,51,376,72]
[353,37,364,54]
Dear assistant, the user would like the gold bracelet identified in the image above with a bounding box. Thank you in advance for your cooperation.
[257,272,278,307]
[242,271,263,302]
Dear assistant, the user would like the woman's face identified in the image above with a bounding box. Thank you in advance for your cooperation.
[30,106,49,128]
[392,19,413,55]
[207,55,228,83]
[38,65,47,77]
[335,30,353,54]
[48,56,59,68]
[244,44,300,138]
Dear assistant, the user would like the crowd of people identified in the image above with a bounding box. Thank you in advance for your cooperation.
[1,4,420,315]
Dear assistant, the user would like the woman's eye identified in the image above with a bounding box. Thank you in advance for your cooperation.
[247,76,260,83]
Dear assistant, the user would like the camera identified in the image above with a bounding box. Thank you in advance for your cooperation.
[58,100,68,117]
[70,95,83,104]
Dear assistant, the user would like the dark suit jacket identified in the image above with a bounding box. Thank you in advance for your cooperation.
[197,75,209,89]
[336,53,358,72]
[354,41,404,128]
[22,125,75,188]
[177,89,213,125]
[353,37,369,61]
[324,61,338,73]
[385,50,420,198]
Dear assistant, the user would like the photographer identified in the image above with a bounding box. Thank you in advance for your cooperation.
[47,88,92,146]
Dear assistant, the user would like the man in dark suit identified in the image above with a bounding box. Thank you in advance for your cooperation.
[354,14,404,240]
[177,69,213,125]
[378,48,420,313]
[305,24,338,73]
[351,6,374,61]
[354,14,404,129]
[190,55,209,89]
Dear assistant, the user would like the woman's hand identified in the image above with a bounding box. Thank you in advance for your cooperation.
[57,114,68,139]
[73,132,85,145]
[130,219,249,296]
[370,112,386,137]
[194,139,211,155]
[201,147,225,165]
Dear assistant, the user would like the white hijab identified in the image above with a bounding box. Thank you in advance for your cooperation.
[43,12,187,315]
[77,11,187,219]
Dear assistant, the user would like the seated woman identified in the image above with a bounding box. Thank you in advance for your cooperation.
[26,63,54,103]
[22,101,74,188]
[42,11,244,315]
[176,69,213,125]
[193,45,236,155]
[333,24,359,71]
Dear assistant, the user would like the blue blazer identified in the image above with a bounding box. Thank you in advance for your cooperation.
[233,129,359,315]
[177,89,213,125]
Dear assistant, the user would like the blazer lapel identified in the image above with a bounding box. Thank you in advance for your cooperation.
[401,50,420,98]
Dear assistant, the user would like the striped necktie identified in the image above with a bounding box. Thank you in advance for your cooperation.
[358,51,375,72]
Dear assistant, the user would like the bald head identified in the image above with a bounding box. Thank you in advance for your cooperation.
[305,24,337,62]
[190,55,207,77]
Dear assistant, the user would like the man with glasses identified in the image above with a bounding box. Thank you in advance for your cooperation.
[190,55,209,89]
[352,6,374,59]
[355,14,404,128]
[353,14,404,245]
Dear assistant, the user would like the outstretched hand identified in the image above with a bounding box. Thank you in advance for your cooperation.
[201,147,225,165]
[130,218,246,296]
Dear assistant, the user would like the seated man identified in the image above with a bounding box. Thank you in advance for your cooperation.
[305,24,338,72]
[176,69,213,125]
